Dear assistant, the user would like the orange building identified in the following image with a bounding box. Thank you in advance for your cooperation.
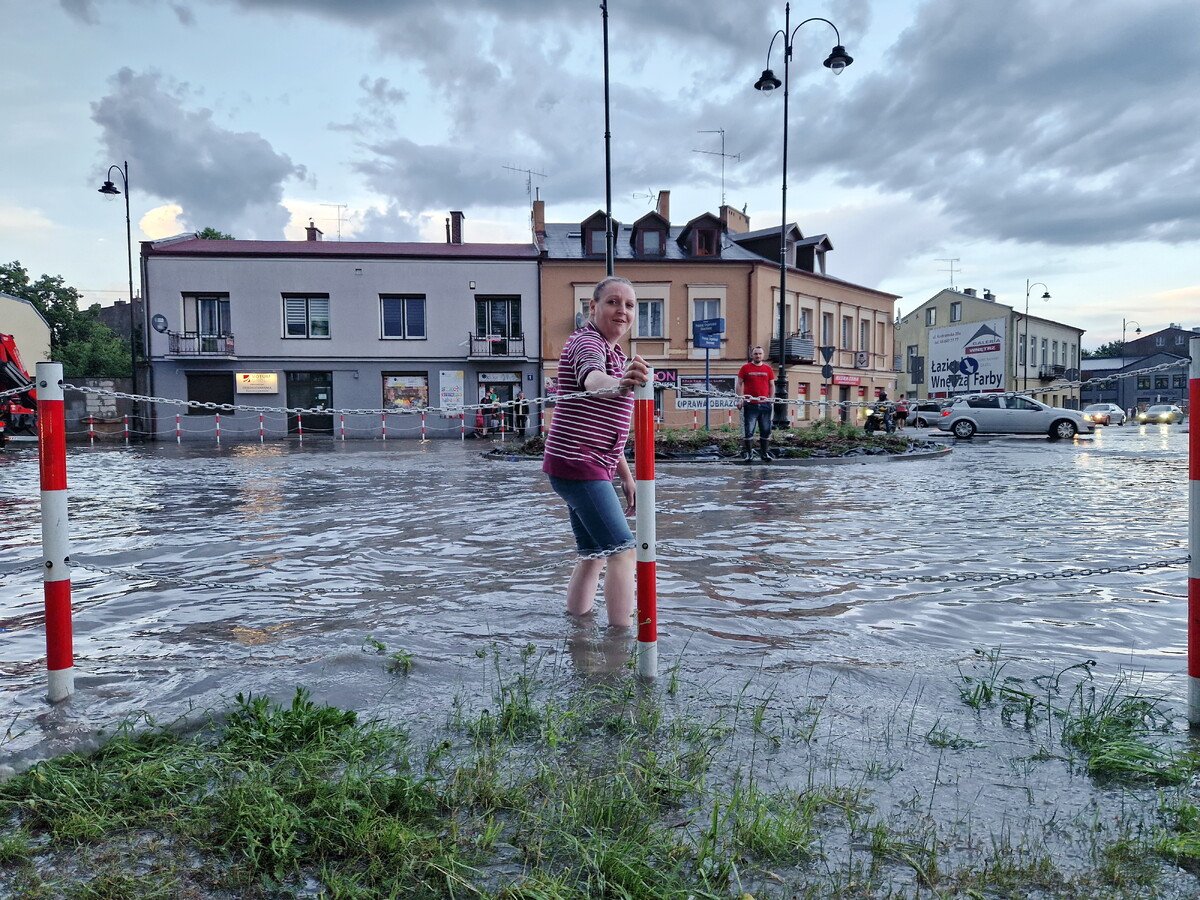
[536,192,900,427]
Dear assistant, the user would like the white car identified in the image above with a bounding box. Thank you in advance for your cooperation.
[1081,402,1126,426]
[937,394,1095,440]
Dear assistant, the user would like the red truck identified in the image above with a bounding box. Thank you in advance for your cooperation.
[1,333,38,442]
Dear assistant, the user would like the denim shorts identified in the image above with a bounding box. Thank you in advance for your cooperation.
[548,475,634,556]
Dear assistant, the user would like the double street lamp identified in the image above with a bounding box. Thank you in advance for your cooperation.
[755,3,853,428]
[97,161,137,398]
[1021,279,1051,392]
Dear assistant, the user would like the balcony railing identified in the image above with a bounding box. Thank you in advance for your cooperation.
[767,333,816,363]
[469,333,526,358]
[167,331,236,356]
[1037,364,1066,380]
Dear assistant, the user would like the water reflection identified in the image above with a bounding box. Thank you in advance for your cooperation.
[0,426,1190,760]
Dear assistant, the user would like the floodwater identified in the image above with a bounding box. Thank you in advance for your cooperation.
[1,424,1196,888]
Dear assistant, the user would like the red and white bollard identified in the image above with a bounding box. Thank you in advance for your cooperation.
[1189,336,1200,726]
[420,409,429,443]
[381,412,387,441]
[692,408,698,431]
[123,414,129,445]
[87,415,95,446]
[727,407,733,429]
[259,412,265,443]
[215,413,222,445]
[297,412,304,443]
[634,369,658,679]
[35,363,73,702]
[175,413,181,444]
[539,408,546,436]
[460,412,465,441]
[339,413,346,442]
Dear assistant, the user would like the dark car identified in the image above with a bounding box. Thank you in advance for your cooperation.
[910,400,949,428]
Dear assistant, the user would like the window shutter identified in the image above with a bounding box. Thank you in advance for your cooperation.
[285,298,308,336]
[405,298,426,338]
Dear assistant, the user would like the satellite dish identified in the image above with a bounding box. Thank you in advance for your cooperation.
[151,313,168,333]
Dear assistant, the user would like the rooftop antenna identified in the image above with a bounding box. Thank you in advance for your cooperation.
[692,128,741,207]
[936,257,961,290]
[321,203,348,241]
[501,164,547,203]
[631,188,655,206]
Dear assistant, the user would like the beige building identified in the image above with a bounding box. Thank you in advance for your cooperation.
[536,193,900,428]
[895,287,1085,408]
[0,292,51,368]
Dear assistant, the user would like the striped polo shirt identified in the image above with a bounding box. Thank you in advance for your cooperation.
[543,322,634,481]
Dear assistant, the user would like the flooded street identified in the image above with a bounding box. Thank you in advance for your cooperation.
[2,424,1197,893]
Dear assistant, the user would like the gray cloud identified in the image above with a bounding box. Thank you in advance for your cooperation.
[90,68,306,237]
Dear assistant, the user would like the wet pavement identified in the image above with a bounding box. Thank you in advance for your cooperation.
[1,423,1189,762]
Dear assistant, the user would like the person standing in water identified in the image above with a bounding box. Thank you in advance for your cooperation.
[543,276,649,626]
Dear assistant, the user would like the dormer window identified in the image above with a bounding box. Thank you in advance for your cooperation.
[695,228,719,256]
[641,230,663,255]
[587,229,607,256]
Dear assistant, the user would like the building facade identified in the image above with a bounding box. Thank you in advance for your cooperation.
[537,193,899,428]
[895,287,1085,408]
[141,219,540,440]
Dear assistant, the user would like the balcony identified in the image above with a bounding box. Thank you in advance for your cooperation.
[469,333,526,359]
[1037,364,1066,381]
[768,333,816,363]
[167,331,236,357]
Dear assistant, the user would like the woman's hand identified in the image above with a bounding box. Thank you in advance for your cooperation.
[618,355,651,395]
[620,472,636,516]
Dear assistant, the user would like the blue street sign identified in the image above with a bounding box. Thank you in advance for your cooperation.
[692,317,724,350]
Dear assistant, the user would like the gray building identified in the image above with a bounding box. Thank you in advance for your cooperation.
[141,219,541,440]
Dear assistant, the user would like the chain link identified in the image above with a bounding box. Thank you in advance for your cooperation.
[0,385,30,401]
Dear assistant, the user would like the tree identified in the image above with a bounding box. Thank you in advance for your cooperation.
[0,260,130,377]
[1082,340,1125,359]
[197,227,235,240]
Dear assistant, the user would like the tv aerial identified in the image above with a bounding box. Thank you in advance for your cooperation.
[693,128,741,207]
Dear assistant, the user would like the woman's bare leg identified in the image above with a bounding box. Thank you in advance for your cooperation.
[566,557,605,617]
[603,549,636,628]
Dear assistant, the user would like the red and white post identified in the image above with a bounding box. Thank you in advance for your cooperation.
[175,413,181,443]
[87,415,95,446]
[420,409,429,443]
[297,412,304,443]
[259,412,265,443]
[339,413,346,441]
[381,412,387,441]
[634,369,658,679]
[215,413,221,445]
[1189,336,1200,726]
[35,363,74,702]
[123,414,129,445]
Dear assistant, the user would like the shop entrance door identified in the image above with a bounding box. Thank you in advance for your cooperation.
[479,379,520,431]
[838,385,851,423]
[286,371,333,433]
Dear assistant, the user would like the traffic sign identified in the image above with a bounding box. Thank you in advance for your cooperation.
[820,345,835,363]
[821,364,834,379]
[692,318,724,350]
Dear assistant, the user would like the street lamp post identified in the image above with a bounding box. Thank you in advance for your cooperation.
[1021,279,1050,395]
[755,3,852,429]
[1121,318,1142,350]
[97,162,137,412]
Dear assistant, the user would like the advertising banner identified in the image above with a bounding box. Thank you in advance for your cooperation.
[676,375,737,409]
[439,370,464,415]
[928,318,1007,394]
[384,374,429,410]
[236,372,278,394]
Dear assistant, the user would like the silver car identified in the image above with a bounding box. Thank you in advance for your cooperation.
[937,394,1095,440]
[1081,402,1126,426]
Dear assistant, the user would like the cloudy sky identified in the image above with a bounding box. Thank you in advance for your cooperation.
[4,0,1198,346]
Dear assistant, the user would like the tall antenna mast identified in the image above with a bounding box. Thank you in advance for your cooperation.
[692,128,741,207]
[320,203,348,241]
[501,164,548,203]
[936,258,961,290]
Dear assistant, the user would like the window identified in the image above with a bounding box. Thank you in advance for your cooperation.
[587,229,607,255]
[1007,397,1041,411]
[773,297,793,339]
[925,307,937,326]
[637,299,664,338]
[381,295,426,339]
[185,372,234,415]
[476,296,521,338]
[183,294,231,336]
[841,316,852,349]
[1176,334,1186,346]
[383,373,429,410]
[1040,339,1048,365]
[1155,336,1165,347]
[1019,339,1026,365]
[694,228,719,256]
[967,395,1000,409]
[694,297,720,323]
[1154,376,1169,389]
[950,301,962,323]
[907,344,918,360]
[1052,341,1059,365]
[283,295,330,339]
[640,230,663,255]
[1137,376,1151,389]
[859,320,870,351]
[800,308,812,338]
[821,312,834,346]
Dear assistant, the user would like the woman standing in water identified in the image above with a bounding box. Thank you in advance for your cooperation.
[543,276,649,626]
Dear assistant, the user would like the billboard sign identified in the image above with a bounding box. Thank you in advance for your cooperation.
[928,318,1007,394]
[676,375,737,409]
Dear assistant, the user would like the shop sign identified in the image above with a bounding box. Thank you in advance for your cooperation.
[439,370,464,414]
[832,374,861,386]
[236,372,278,394]
[479,372,521,383]
[653,368,678,389]
[676,375,737,409]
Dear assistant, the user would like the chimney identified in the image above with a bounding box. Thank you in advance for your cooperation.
[305,220,323,242]
[720,204,750,234]
[450,210,465,244]
[655,190,670,221]
[982,289,995,301]
[532,199,545,236]
[963,287,976,297]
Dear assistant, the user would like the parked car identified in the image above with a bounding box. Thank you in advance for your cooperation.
[1081,402,1126,426]
[937,394,1095,440]
[1136,404,1185,424]
[910,400,949,428]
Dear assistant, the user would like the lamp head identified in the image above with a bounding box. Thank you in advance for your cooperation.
[823,45,853,73]
[754,68,782,91]
[98,180,121,197]
[1136,327,1142,335]
[1041,291,1051,300]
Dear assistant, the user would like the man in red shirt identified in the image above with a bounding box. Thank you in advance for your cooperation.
[736,345,776,462]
